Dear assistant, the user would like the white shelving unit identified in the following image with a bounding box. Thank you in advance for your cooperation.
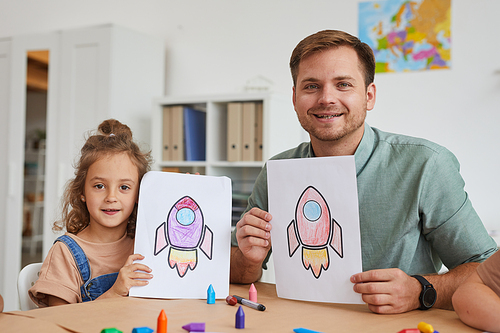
[22,141,45,256]
[151,93,306,194]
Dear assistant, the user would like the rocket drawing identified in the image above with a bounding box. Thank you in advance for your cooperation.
[287,186,343,279]
[154,196,213,277]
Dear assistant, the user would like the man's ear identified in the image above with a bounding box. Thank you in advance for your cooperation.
[366,83,376,111]
[292,86,297,110]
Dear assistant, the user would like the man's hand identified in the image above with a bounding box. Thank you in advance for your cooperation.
[230,208,272,284]
[98,254,152,299]
[236,207,272,263]
[350,268,421,314]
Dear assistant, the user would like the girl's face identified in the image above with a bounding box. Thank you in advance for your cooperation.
[83,152,139,239]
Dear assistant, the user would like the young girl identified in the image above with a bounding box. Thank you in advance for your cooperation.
[29,119,153,306]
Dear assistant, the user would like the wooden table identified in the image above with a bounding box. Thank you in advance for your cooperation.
[0,283,480,333]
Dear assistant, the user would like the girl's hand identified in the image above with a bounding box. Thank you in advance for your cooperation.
[98,254,153,299]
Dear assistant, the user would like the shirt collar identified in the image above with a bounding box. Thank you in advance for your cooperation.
[305,122,376,176]
[354,123,376,176]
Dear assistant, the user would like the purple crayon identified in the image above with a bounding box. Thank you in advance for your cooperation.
[182,322,205,332]
[235,306,245,329]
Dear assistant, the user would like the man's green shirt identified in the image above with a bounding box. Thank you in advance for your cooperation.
[232,123,497,274]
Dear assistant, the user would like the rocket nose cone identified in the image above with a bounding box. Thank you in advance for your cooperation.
[297,186,329,223]
[296,186,330,246]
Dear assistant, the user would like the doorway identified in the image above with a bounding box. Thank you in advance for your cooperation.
[22,50,48,267]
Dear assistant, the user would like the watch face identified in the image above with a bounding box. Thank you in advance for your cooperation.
[423,288,437,308]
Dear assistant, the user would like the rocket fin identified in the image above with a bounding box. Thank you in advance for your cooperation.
[200,226,213,260]
[287,220,300,257]
[329,218,343,258]
[154,222,169,256]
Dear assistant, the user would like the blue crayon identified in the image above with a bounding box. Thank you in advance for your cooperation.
[132,328,154,333]
[293,328,323,333]
[207,284,215,304]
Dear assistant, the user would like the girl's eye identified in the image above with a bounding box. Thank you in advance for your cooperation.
[120,185,131,191]
[94,184,104,189]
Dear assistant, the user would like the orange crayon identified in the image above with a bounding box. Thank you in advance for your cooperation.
[157,309,167,333]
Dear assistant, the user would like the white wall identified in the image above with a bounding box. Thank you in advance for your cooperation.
[1,0,499,259]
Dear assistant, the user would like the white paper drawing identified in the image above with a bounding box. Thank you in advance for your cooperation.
[130,171,231,299]
[268,156,363,304]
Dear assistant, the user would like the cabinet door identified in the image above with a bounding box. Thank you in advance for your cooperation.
[0,38,12,309]
[59,25,164,160]
[59,26,113,161]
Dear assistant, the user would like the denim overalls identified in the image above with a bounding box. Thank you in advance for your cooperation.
[55,235,118,302]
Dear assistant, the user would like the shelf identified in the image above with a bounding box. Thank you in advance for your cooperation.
[152,92,305,176]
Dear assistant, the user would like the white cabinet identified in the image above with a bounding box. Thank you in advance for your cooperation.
[151,93,306,193]
[0,24,164,311]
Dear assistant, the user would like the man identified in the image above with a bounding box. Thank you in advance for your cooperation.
[230,30,497,314]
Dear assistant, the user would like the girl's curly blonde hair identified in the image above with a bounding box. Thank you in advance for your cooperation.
[54,119,152,237]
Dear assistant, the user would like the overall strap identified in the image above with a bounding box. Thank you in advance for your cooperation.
[54,235,91,283]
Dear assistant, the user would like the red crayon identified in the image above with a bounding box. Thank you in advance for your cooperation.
[157,309,167,333]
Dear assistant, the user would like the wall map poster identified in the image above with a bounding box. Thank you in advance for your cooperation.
[359,0,451,73]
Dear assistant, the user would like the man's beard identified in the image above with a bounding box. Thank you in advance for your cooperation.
[297,106,366,142]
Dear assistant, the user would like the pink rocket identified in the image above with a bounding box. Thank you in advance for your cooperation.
[287,186,343,278]
[154,196,213,277]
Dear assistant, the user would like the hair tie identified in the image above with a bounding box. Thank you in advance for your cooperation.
[109,133,115,137]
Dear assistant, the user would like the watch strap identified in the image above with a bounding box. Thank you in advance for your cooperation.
[411,274,436,310]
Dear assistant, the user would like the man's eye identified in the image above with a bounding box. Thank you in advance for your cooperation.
[305,84,319,89]
[338,82,350,88]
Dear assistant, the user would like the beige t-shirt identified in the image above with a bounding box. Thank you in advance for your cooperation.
[477,250,500,297]
[29,232,134,307]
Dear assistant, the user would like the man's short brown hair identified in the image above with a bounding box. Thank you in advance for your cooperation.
[290,30,375,88]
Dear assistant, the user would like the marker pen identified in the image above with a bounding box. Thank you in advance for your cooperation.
[232,295,266,311]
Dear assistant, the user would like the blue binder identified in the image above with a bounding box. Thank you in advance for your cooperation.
[183,107,206,161]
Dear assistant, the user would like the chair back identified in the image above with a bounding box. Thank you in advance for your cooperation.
[18,262,43,310]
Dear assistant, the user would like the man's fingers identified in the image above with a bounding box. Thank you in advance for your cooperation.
[247,207,272,223]
[351,268,400,283]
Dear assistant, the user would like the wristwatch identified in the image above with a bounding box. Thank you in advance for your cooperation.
[411,275,437,310]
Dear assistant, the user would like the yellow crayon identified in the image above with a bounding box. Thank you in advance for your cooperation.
[417,321,434,333]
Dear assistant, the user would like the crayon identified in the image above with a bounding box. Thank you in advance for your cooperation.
[207,284,215,304]
[182,322,205,332]
[417,322,434,333]
[249,283,257,302]
[235,305,245,329]
[157,309,167,333]
[293,328,323,333]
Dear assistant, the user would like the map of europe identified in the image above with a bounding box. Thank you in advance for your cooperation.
[359,0,451,73]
